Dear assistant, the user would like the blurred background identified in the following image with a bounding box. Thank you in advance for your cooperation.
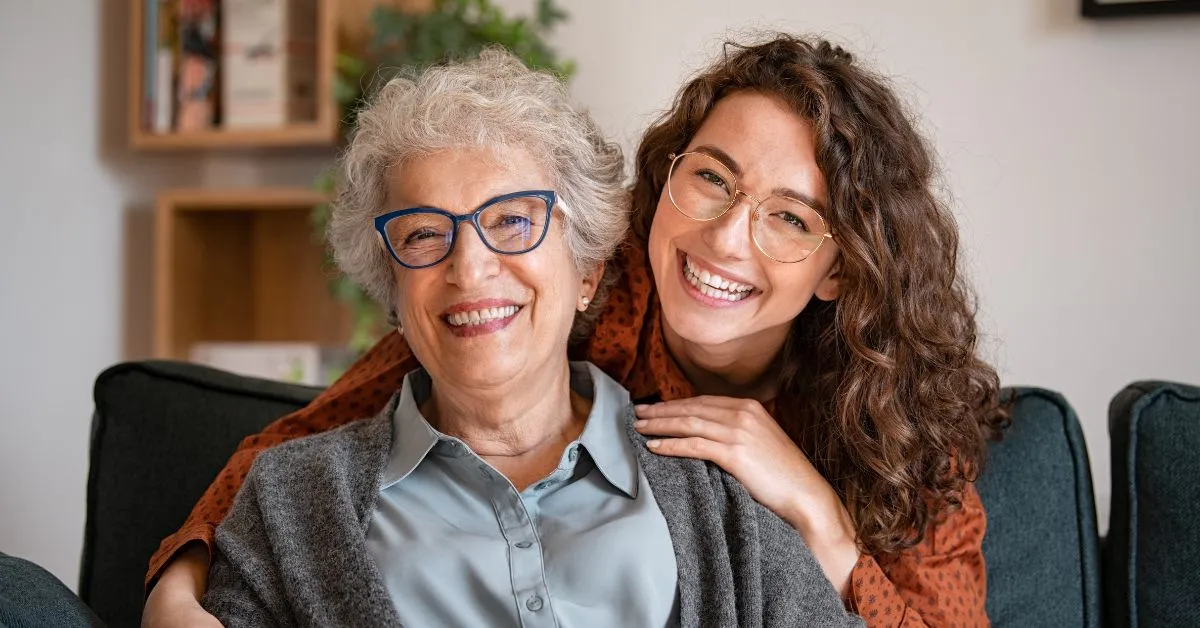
[0,0,1197,590]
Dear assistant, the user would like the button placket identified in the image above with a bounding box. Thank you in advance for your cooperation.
[492,486,555,626]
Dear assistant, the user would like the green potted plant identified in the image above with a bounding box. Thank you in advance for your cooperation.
[313,0,573,354]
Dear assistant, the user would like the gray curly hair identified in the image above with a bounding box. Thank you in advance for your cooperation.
[329,48,628,330]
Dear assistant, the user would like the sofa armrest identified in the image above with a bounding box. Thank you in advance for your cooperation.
[81,361,320,628]
[1,552,104,627]
[1105,380,1200,628]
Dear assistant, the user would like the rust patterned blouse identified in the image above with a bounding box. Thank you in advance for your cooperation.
[148,244,988,627]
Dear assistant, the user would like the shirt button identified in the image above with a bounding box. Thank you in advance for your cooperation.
[535,480,552,491]
[477,464,492,480]
[568,447,579,462]
[514,540,533,549]
[526,595,544,612]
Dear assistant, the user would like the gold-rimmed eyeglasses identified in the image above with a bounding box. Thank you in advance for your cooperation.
[666,151,833,263]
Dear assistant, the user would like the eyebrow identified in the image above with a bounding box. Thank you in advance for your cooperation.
[692,144,829,214]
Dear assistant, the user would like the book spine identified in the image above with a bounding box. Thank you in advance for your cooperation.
[153,0,176,133]
[287,0,318,124]
[176,0,220,131]
[143,0,157,131]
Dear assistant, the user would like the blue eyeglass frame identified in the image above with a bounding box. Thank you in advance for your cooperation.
[374,190,558,270]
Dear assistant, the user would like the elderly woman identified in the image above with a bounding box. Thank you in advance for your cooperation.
[199,50,861,627]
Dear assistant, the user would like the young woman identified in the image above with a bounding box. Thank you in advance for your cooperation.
[144,34,1006,628]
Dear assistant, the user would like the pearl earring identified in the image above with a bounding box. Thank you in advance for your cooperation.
[579,296,590,311]
[388,308,403,335]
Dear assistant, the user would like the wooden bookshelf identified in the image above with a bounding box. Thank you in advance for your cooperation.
[153,188,354,359]
[129,0,340,151]
[128,0,434,151]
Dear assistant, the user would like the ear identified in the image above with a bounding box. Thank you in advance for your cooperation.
[579,261,605,309]
[814,256,841,302]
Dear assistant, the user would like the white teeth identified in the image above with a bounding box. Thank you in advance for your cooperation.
[682,255,753,301]
[446,305,519,327]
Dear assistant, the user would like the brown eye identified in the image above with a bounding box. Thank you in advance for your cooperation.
[771,210,810,232]
[697,169,730,191]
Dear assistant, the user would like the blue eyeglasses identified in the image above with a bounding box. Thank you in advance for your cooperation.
[374,190,559,269]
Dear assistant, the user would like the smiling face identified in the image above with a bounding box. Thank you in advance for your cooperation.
[648,91,842,352]
[383,147,600,389]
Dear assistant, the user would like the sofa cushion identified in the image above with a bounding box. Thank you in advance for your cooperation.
[976,388,1102,628]
[1105,381,1200,628]
[81,361,320,628]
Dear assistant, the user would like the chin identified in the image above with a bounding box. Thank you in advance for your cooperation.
[440,353,525,387]
[661,307,743,349]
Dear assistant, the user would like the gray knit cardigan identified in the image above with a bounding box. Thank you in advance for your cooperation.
[204,394,866,628]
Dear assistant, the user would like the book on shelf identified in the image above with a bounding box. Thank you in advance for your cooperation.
[141,0,320,135]
[222,0,318,129]
[177,0,220,131]
[145,0,178,132]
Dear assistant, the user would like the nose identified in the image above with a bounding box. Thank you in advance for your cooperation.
[701,192,755,261]
[443,221,501,288]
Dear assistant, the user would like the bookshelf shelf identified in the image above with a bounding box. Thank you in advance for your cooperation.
[131,122,337,150]
[154,187,353,360]
[129,0,340,151]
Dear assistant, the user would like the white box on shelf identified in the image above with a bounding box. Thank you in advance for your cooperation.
[188,341,322,385]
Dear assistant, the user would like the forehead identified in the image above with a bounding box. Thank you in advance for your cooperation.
[686,91,827,202]
[385,146,553,210]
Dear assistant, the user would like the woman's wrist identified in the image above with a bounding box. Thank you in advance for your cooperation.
[785,492,860,596]
[159,542,211,602]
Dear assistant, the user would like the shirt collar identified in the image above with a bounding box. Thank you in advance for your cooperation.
[380,363,639,498]
[380,369,440,489]
[572,362,639,498]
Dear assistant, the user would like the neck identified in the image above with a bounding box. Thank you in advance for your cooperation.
[421,357,590,489]
[661,318,787,402]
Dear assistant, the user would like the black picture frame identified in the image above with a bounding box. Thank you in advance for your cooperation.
[1082,0,1200,17]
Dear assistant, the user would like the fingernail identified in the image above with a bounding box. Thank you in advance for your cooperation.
[646,440,661,449]
[633,419,648,428]
[634,404,649,412]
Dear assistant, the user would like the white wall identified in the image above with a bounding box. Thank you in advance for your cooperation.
[0,0,123,588]
[0,0,1197,591]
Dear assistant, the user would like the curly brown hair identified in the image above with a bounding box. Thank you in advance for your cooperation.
[630,33,1010,557]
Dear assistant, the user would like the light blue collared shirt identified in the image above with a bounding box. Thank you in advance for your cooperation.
[365,362,679,627]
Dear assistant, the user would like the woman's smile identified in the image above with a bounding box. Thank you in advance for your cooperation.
[441,298,524,338]
[675,250,760,308]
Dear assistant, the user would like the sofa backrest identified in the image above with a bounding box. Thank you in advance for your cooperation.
[976,388,1103,628]
[82,361,320,628]
[84,362,1106,628]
